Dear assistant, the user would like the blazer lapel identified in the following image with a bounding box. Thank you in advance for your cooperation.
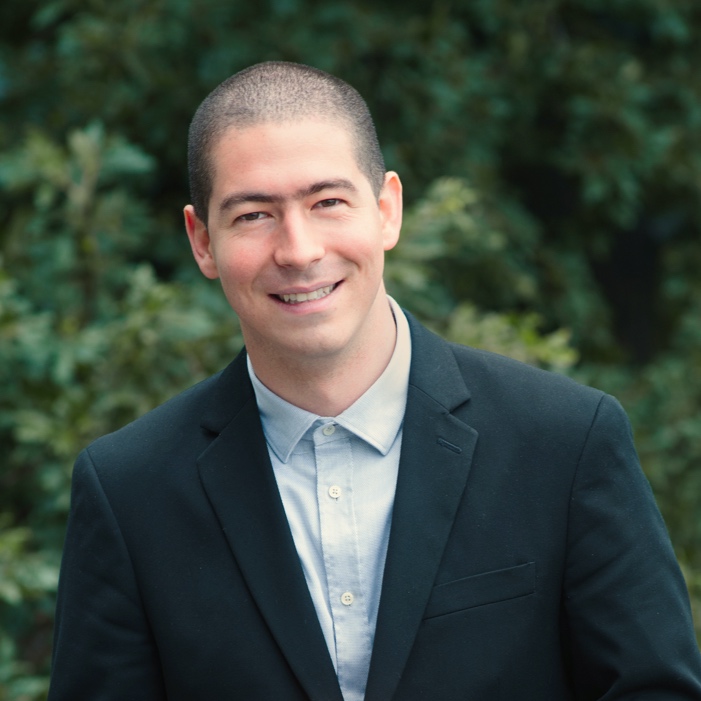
[196,353,344,701]
[365,316,479,701]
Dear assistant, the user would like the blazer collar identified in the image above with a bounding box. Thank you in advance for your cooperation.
[199,351,254,435]
[404,311,472,411]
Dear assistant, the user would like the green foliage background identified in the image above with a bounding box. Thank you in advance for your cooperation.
[1,0,700,696]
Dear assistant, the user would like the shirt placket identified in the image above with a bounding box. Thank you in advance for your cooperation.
[314,421,371,701]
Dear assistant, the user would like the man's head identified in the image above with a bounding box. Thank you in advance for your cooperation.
[187,61,386,224]
[183,63,402,398]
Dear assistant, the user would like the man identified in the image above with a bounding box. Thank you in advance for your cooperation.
[49,61,701,700]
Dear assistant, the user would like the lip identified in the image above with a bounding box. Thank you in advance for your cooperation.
[269,280,342,311]
[272,281,341,296]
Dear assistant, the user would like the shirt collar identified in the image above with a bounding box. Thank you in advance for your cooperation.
[247,296,412,463]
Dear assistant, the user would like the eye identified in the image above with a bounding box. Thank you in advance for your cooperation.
[315,198,342,209]
[237,211,268,222]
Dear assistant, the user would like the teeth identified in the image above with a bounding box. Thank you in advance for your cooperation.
[280,284,335,304]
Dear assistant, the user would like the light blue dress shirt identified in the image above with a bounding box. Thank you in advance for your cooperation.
[247,297,411,701]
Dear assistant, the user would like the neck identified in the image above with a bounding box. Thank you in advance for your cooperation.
[247,296,397,416]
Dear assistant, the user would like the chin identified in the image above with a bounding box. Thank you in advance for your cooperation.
[280,330,353,360]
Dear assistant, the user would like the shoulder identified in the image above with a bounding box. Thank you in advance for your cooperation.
[450,339,601,402]
[407,310,602,402]
[88,371,221,452]
[77,352,250,489]
[456,340,610,426]
[406,312,610,435]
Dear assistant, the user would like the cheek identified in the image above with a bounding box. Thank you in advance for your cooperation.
[214,244,261,285]
[339,228,385,260]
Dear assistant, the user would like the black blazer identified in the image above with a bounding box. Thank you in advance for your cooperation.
[49,314,701,700]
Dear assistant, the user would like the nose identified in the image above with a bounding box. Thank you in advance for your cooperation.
[273,212,325,270]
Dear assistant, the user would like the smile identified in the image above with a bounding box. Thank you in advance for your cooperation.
[277,283,337,304]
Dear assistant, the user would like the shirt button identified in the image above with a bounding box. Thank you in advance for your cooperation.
[341,591,354,606]
[328,485,342,499]
[322,424,336,436]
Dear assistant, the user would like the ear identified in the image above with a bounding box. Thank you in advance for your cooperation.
[378,171,403,252]
[184,205,219,280]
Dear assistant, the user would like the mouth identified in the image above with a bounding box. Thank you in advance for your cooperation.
[275,282,339,304]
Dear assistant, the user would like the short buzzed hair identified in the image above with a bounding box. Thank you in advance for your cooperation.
[187,61,386,223]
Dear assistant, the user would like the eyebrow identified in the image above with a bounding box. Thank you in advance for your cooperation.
[217,179,358,215]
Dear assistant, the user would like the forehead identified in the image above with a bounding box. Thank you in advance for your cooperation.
[208,118,362,189]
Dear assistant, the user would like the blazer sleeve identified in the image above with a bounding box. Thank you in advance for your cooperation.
[563,394,701,699]
[48,449,167,701]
